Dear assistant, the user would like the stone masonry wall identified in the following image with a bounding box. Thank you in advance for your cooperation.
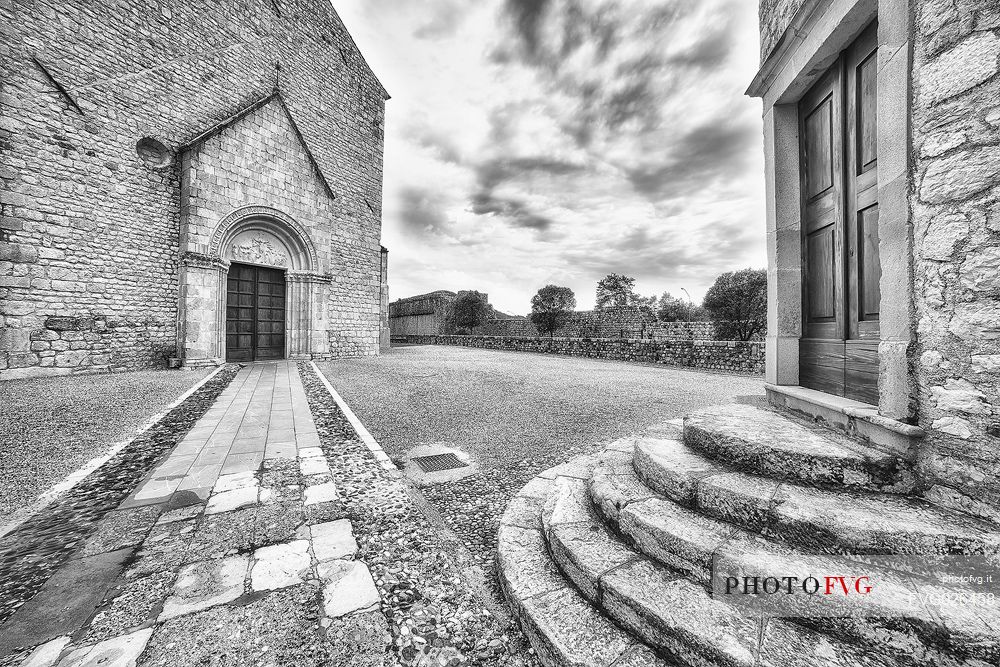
[759,0,807,61]
[0,0,386,378]
[395,335,765,375]
[910,0,1000,518]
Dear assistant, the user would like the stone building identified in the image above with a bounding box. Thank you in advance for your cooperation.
[388,291,457,338]
[749,0,1000,516]
[1,0,388,379]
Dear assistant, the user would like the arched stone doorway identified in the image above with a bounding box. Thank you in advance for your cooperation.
[176,206,332,366]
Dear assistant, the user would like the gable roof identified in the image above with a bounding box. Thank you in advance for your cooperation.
[178,90,336,200]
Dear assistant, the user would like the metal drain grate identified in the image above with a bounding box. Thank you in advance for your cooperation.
[412,452,469,473]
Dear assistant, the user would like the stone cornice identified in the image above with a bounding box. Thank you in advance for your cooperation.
[747,0,827,98]
[181,251,228,270]
[286,270,334,284]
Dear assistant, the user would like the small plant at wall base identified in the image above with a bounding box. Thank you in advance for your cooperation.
[530,285,577,337]
[703,268,767,342]
[446,290,491,334]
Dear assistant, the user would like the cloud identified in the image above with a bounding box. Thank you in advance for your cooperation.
[333,0,766,314]
[469,191,556,231]
[500,0,554,58]
[414,6,465,40]
[398,187,452,237]
[624,118,760,201]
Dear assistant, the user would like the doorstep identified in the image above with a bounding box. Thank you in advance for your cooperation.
[765,384,924,461]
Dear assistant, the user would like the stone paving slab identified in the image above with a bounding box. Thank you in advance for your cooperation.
[311,519,358,561]
[0,549,132,655]
[57,629,153,667]
[159,555,250,621]
[251,540,311,591]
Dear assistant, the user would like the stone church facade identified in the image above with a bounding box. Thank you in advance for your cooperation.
[750,0,1000,517]
[1,0,388,379]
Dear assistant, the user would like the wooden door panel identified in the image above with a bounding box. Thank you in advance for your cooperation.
[856,49,878,173]
[800,65,845,342]
[845,341,879,404]
[800,339,846,396]
[846,22,881,350]
[254,266,285,361]
[226,264,255,362]
[806,226,837,320]
[803,96,835,198]
[799,21,879,403]
[225,263,286,362]
[858,205,881,324]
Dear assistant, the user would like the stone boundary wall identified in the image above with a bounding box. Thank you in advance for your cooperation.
[392,335,764,375]
[482,306,655,339]
[477,317,759,342]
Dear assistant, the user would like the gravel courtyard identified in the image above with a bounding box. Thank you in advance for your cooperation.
[316,345,765,595]
[0,369,210,527]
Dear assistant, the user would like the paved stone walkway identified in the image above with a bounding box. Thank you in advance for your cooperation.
[0,363,385,667]
[121,362,320,509]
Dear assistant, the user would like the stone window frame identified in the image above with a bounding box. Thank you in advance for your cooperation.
[748,0,914,420]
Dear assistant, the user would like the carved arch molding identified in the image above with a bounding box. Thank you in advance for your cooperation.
[210,205,320,272]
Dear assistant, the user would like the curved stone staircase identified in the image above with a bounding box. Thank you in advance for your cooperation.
[497,404,1000,667]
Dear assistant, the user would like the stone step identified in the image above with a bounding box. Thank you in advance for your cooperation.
[630,436,1000,558]
[543,472,922,667]
[597,448,1000,663]
[496,468,671,667]
[682,404,915,492]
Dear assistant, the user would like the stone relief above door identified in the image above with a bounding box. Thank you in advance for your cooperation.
[225,229,291,268]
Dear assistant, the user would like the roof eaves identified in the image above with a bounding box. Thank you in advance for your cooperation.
[177,91,278,152]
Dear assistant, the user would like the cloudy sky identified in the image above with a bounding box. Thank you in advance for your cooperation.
[335,0,766,314]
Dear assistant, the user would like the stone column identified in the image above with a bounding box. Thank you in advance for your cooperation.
[177,252,228,367]
[763,104,802,386]
[286,271,332,359]
[285,271,312,359]
[875,0,916,421]
[310,277,332,359]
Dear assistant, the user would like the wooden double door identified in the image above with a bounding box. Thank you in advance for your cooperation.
[798,22,880,405]
[225,263,286,362]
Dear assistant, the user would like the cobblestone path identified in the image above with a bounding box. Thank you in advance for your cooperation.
[0,362,532,667]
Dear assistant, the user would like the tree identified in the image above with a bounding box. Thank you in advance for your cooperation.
[595,273,640,309]
[656,292,707,322]
[530,285,577,337]
[702,269,767,341]
[447,290,491,334]
[634,294,659,319]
